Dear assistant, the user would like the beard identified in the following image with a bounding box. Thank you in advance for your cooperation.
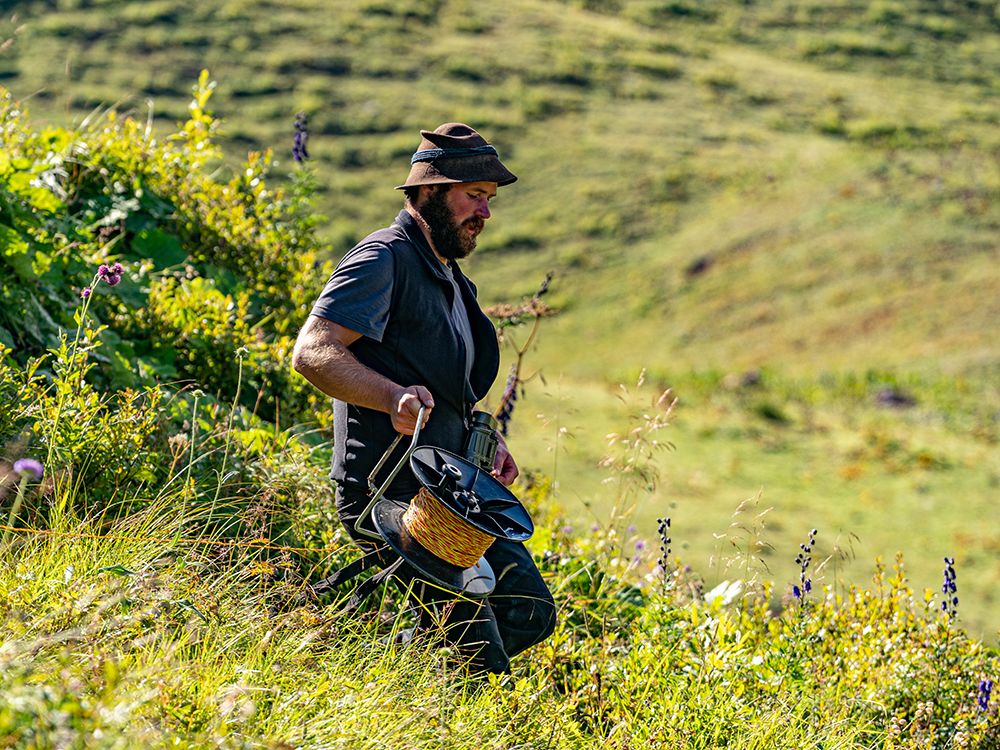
[418,187,484,261]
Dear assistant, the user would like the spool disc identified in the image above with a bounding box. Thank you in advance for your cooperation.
[409,447,534,541]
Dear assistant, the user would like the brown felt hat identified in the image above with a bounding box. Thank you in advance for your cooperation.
[395,122,517,190]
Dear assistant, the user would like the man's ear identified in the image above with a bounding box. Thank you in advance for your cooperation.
[416,184,434,204]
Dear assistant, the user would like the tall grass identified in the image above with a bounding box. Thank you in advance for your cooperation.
[4,364,1000,748]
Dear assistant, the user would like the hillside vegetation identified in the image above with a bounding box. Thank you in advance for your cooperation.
[5,0,1000,376]
[4,3,1000,746]
[4,0,1000,630]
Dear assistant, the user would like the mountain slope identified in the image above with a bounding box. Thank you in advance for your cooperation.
[6,0,999,379]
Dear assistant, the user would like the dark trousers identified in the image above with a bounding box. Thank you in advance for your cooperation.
[337,485,557,674]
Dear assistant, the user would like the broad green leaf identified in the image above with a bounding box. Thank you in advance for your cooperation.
[0,223,36,281]
[109,347,138,389]
[138,352,178,381]
[170,598,210,623]
[235,427,274,452]
[6,171,64,213]
[130,228,188,268]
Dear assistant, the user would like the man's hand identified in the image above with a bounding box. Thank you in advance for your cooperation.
[392,386,434,435]
[492,431,518,487]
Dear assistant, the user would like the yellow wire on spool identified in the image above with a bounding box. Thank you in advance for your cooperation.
[402,487,494,568]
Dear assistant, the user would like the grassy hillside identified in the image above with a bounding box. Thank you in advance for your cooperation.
[4,0,1000,637]
[7,7,1000,745]
[5,0,1000,374]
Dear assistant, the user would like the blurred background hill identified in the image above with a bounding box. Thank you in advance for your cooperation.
[3,0,1000,636]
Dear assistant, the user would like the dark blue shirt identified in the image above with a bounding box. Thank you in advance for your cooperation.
[310,210,500,498]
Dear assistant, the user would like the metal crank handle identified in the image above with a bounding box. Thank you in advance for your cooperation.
[354,404,427,541]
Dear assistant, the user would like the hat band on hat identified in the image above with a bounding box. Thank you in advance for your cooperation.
[411,145,499,164]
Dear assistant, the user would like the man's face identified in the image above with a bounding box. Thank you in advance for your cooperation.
[418,182,497,261]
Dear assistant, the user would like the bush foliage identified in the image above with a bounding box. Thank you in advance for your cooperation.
[0,73,331,428]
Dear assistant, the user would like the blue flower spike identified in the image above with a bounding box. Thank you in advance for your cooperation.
[793,528,818,601]
[942,556,958,620]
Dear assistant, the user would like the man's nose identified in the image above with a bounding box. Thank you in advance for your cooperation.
[475,200,490,219]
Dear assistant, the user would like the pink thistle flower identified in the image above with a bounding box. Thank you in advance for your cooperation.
[97,261,125,287]
[81,288,92,299]
[13,458,44,479]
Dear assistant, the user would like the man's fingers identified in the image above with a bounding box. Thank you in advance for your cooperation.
[393,387,434,434]
[492,438,518,487]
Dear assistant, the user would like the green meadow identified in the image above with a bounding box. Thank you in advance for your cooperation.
[3,0,1000,746]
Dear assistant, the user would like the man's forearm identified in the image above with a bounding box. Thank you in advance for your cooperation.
[295,339,401,414]
[293,316,433,434]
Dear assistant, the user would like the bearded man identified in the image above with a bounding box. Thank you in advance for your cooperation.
[292,123,556,674]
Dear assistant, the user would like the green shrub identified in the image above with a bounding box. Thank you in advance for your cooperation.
[0,73,331,429]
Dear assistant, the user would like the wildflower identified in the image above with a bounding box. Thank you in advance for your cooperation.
[293,111,309,163]
[561,525,572,535]
[97,261,124,287]
[635,540,646,551]
[627,524,636,534]
[656,517,671,569]
[81,287,92,298]
[590,523,600,533]
[793,528,817,600]
[978,678,993,712]
[496,368,517,436]
[942,556,958,619]
[13,458,43,480]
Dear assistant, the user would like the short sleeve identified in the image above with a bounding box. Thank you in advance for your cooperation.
[310,243,394,342]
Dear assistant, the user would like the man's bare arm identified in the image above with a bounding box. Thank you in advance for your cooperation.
[292,315,433,434]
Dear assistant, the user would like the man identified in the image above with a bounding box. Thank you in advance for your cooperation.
[292,122,556,674]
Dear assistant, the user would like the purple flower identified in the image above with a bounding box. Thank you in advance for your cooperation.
[97,262,125,287]
[627,524,636,534]
[635,540,646,551]
[496,369,518,436]
[561,525,572,535]
[979,679,993,712]
[590,523,600,533]
[293,111,309,163]
[942,556,958,619]
[13,458,44,480]
[794,528,817,601]
[81,288,92,299]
